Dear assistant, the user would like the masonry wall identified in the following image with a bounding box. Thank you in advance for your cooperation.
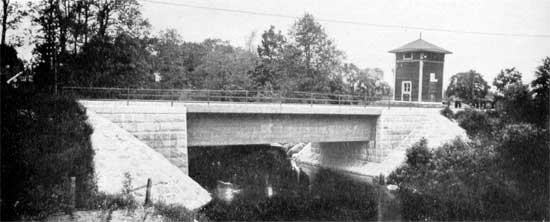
[83,104,189,174]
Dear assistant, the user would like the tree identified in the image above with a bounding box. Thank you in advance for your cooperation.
[30,0,154,90]
[191,42,257,90]
[531,57,550,129]
[1,0,25,47]
[153,29,189,88]
[341,63,390,98]
[493,67,522,93]
[289,13,344,92]
[1,0,25,74]
[251,26,287,90]
[446,70,490,105]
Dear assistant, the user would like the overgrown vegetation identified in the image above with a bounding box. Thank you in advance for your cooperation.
[1,86,95,220]
[391,58,550,220]
[439,106,453,119]
[153,202,209,222]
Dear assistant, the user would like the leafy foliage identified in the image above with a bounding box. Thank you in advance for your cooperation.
[391,75,550,220]
[1,86,95,220]
[454,109,495,138]
[388,138,531,221]
[531,57,550,128]
[440,106,453,119]
[445,70,490,104]
[493,67,522,92]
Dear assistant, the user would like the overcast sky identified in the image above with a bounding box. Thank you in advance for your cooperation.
[12,0,550,89]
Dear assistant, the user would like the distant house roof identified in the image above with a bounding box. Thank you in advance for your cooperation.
[389,38,452,54]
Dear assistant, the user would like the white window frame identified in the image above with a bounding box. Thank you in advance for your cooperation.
[401,81,412,102]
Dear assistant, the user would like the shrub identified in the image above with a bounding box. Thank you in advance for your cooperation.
[153,202,210,222]
[389,138,530,221]
[404,138,432,168]
[495,124,549,219]
[1,88,95,220]
[440,106,454,119]
[454,109,495,138]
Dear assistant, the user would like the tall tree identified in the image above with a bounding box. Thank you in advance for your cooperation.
[251,26,287,90]
[1,0,25,74]
[446,70,490,105]
[493,67,522,93]
[531,57,550,128]
[191,44,257,90]
[289,13,344,92]
[153,29,189,88]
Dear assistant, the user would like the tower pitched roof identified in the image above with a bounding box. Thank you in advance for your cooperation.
[389,38,452,54]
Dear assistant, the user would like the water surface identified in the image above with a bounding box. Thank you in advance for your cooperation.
[189,145,395,221]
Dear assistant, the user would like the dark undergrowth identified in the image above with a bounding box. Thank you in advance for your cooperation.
[1,85,95,220]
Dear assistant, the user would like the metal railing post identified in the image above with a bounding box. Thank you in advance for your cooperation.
[171,89,174,107]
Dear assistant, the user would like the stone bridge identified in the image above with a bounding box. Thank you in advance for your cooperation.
[81,100,382,174]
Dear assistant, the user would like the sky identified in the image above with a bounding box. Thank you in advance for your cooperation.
[11,0,550,89]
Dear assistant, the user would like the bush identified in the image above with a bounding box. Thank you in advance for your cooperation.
[389,138,531,221]
[404,138,432,168]
[1,88,95,220]
[454,109,496,138]
[495,124,549,219]
[153,202,209,222]
[440,106,454,119]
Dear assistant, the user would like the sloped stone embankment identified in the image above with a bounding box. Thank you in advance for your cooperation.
[87,111,211,210]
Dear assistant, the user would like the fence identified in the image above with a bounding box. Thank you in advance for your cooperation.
[62,86,391,107]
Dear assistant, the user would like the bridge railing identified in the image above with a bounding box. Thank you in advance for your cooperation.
[61,86,390,106]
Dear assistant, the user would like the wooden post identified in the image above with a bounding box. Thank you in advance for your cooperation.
[245,90,248,103]
[70,176,76,211]
[126,87,130,105]
[144,178,152,206]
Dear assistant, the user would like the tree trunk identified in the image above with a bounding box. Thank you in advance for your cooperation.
[1,0,9,75]
[1,0,8,47]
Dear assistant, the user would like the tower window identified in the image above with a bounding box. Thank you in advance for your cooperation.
[403,52,412,60]
[420,53,427,59]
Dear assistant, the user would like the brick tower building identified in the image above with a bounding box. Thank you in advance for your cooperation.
[389,38,451,102]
